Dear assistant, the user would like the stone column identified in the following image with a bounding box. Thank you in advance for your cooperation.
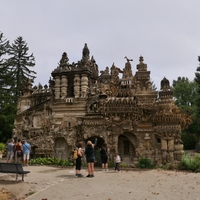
[174,144,184,161]
[55,76,61,99]
[61,75,67,99]
[168,139,174,151]
[161,139,167,151]
[74,74,81,98]
[168,139,174,163]
[161,139,167,164]
[81,74,88,98]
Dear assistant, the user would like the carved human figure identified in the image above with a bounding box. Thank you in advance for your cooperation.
[59,52,69,70]
[135,143,145,158]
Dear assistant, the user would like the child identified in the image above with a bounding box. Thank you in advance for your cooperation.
[115,153,121,172]
[75,142,83,177]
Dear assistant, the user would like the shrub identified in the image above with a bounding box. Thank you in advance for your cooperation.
[108,161,115,168]
[179,153,200,172]
[160,163,177,170]
[137,157,154,169]
[0,143,5,152]
[29,157,74,167]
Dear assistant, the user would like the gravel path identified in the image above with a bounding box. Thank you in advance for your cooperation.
[0,165,200,200]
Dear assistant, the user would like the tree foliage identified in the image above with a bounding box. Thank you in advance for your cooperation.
[195,56,200,114]
[194,56,200,146]
[0,32,10,107]
[0,33,36,142]
[172,57,200,149]
[7,36,36,101]
[172,76,198,149]
[172,77,197,120]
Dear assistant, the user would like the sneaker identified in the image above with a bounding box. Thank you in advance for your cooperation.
[90,174,94,177]
[77,174,83,177]
[75,174,79,176]
[86,174,91,177]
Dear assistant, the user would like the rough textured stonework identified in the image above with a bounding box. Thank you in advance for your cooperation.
[13,44,192,165]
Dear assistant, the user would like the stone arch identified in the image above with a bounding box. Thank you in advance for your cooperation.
[54,137,69,160]
[118,132,138,163]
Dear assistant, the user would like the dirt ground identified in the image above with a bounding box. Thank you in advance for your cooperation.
[0,164,200,200]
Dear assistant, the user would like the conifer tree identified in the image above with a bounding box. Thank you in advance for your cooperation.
[194,56,200,147]
[0,32,9,103]
[7,36,36,102]
[0,32,14,142]
[0,35,37,142]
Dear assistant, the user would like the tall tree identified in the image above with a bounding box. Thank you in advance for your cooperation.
[172,77,198,149]
[194,56,200,147]
[0,35,37,142]
[0,32,14,142]
[172,77,197,110]
[0,32,9,102]
[0,32,9,66]
[7,36,36,102]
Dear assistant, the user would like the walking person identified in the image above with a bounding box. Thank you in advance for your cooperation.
[85,138,97,178]
[15,139,23,163]
[114,153,121,172]
[100,143,108,171]
[75,142,83,177]
[22,140,31,166]
[6,139,15,163]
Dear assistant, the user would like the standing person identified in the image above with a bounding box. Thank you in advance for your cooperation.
[15,139,23,163]
[75,142,83,177]
[22,140,31,166]
[6,139,15,163]
[114,153,121,172]
[100,143,108,171]
[85,138,97,178]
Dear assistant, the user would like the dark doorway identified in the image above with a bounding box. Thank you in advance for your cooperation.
[85,136,105,166]
[85,136,105,150]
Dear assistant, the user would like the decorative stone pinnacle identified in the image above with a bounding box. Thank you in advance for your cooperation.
[139,56,144,63]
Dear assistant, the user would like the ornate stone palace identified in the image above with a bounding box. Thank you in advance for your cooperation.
[13,44,191,165]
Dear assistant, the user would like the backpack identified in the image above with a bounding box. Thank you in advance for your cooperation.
[73,149,78,159]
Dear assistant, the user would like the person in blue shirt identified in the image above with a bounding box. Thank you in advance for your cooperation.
[22,140,31,166]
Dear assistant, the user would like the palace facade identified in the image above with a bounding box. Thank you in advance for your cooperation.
[13,44,191,165]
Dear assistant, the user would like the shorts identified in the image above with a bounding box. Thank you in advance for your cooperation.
[87,158,95,163]
[23,153,30,160]
[7,152,14,160]
[101,156,108,164]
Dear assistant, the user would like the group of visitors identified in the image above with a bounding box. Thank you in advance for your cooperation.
[75,138,121,178]
[6,138,31,166]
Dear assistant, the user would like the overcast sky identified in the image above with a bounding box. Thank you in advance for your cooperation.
[1,0,200,89]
